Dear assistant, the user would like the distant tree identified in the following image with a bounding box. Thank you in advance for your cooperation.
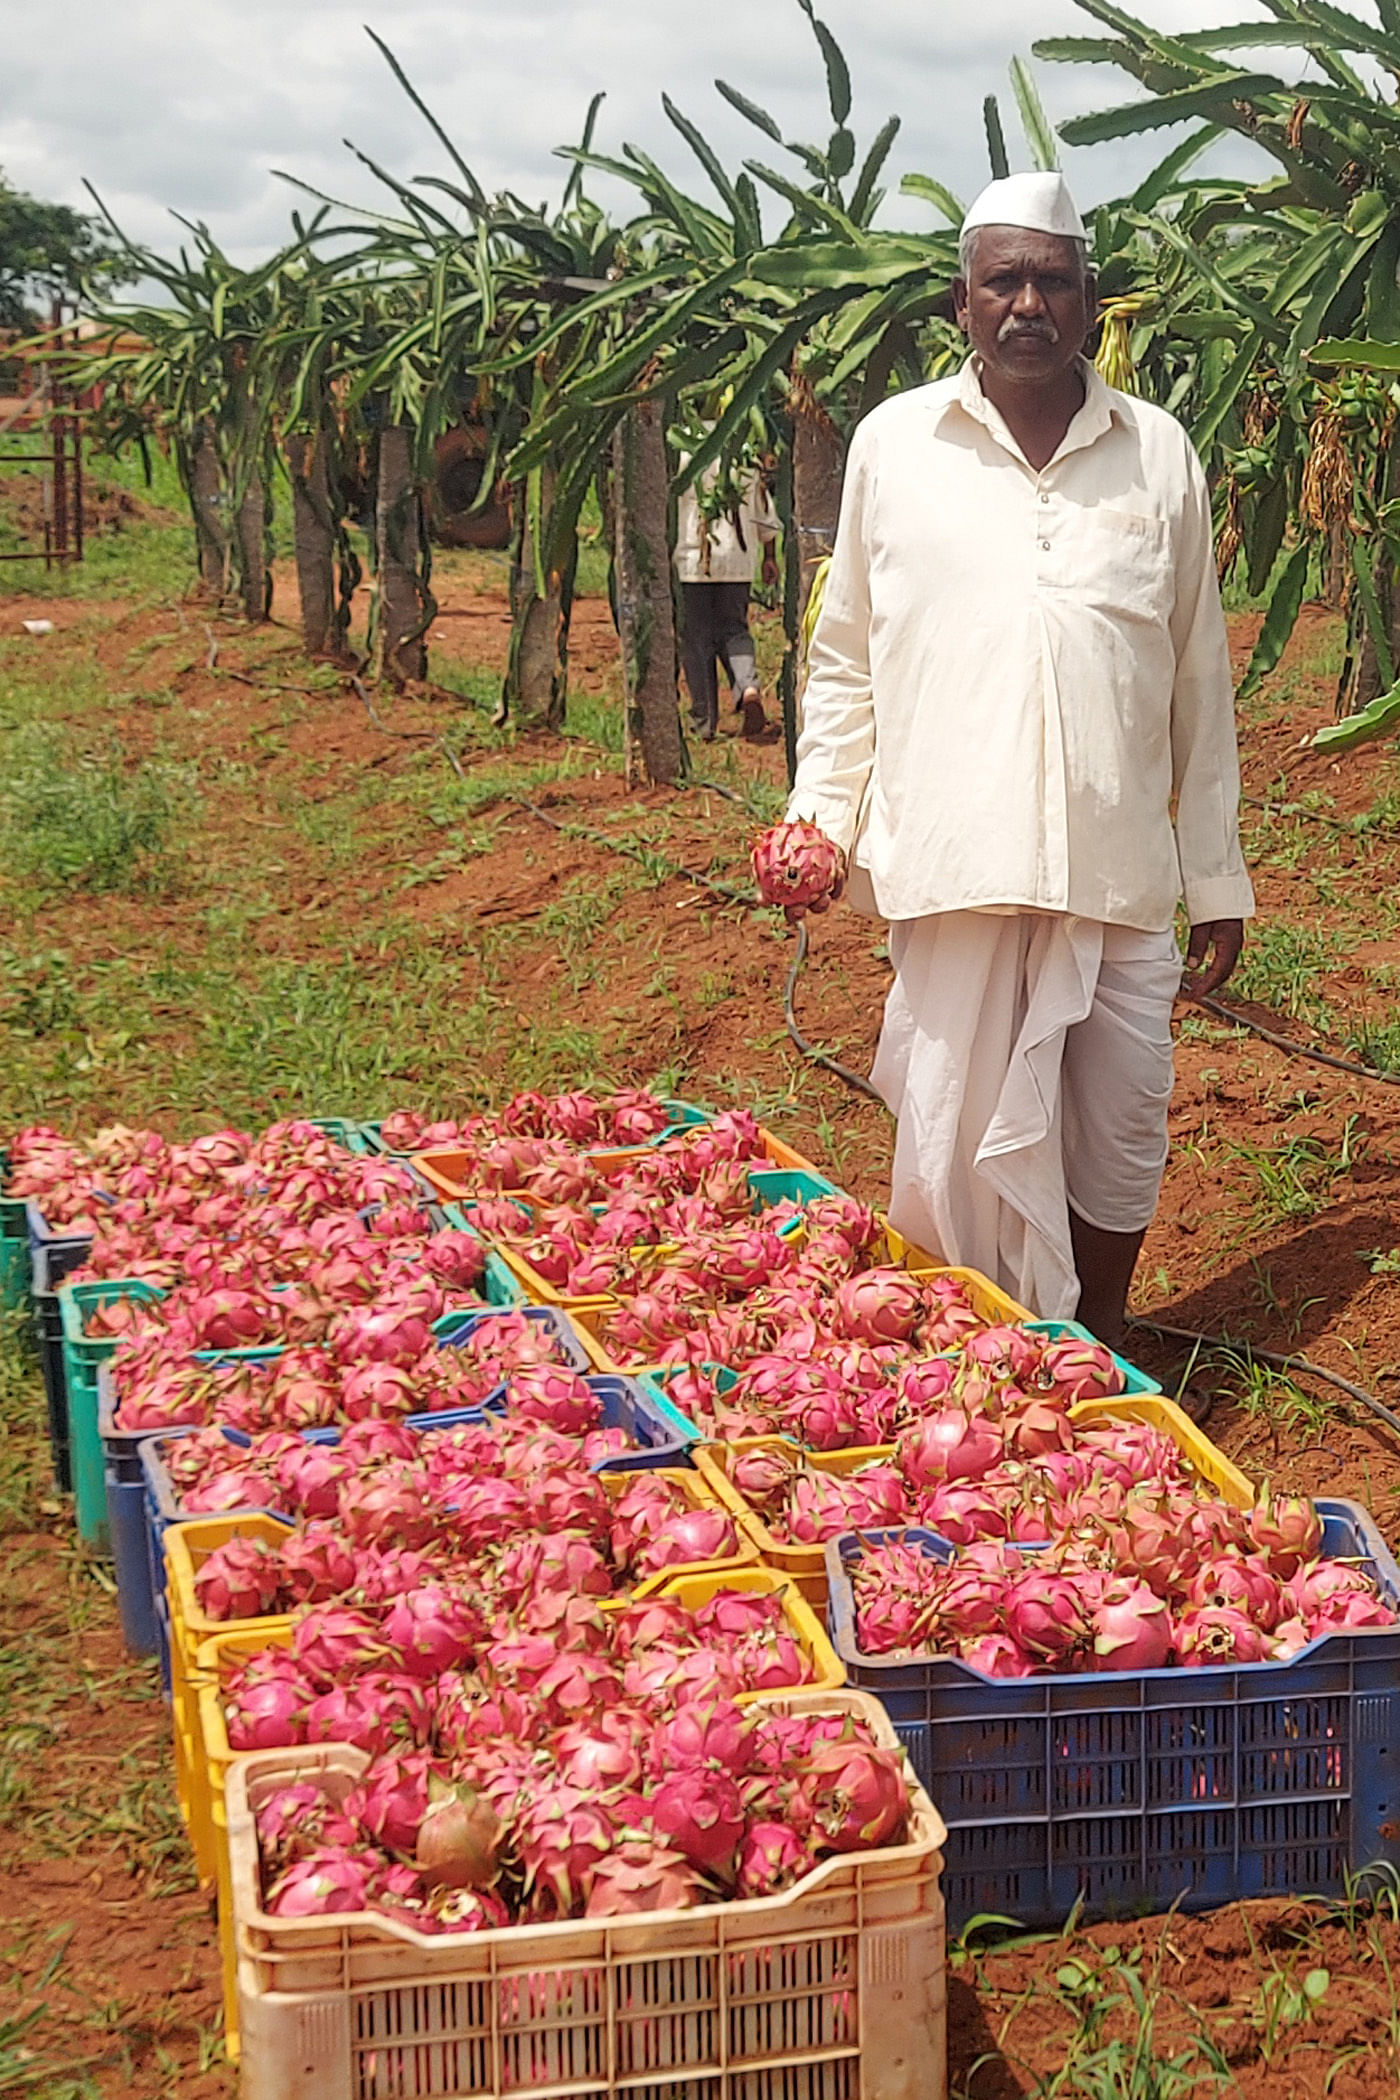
[0,171,121,327]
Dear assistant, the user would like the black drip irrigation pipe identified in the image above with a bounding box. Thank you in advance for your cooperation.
[1194,993,1400,1089]
[1130,1316,1400,1444]
[785,921,885,1103]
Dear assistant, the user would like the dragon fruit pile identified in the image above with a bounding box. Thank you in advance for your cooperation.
[114,1311,574,1434]
[244,1655,909,1928]
[850,1487,1396,1677]
[751,821,843,910]
[192,1420,740,1622]
[224,1584,817,1757]
[669,1321,1124,1453]
[375,1088,676,1159]
[3,1123,117,1232]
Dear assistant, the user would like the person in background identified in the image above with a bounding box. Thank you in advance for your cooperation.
[783,172,1253,1411]
[674,459,779,741]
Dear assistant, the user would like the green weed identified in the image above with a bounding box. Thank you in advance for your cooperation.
[0,727,192,896]
[1229,921,1352,1032]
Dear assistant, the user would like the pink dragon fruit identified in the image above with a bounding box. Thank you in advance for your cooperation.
[736,1821,815,1897]
[1173,1606,1271,1666]
[651,1699,756,1780]
[276,1442,351,1520]
[278,1525,359,1603]
[266,1846,378,1917]
[505,1363,602,1435]
[921,1482,1008,1546]
[532,1651,624,1729]
[383,1586,483,1678]
[959,1633,1035,1679]
[650,1767,746,1879]
[193,1536,284,1622]
[1091,1579,1172,1673]
[633,1508,739,1578]
[898,1410,1001,1489]
[1036,1335,1125,1403]
[1005,1570,1092,1665]
[805,1736,909,1850]
[1187,1555,1284,1632]
[255,1783,358,1869]
[345,1750,438,1854]
[554,1712,647,1792]
[1248,1490,1323,1577]
[292,1605,386,1684]
[832,1268,925,1344]
[750,819,842,909]
[514,1788,619,1916]
[337,1465,433,1550]
[225,1675,310,1749]
[585,1840,707,1916]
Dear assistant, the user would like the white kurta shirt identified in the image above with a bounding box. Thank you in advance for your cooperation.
[787,359,1255,933]
[674,466,777,585]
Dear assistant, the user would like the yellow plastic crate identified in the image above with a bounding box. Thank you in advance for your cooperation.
[197,1555,836,2061]
[1070,1391,1255,1509]
[226,1694,948,2100]
[696,1392,1254,1614]
[569,1262,1033,1376]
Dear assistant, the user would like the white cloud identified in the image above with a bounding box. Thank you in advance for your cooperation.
[0,0,1310,267]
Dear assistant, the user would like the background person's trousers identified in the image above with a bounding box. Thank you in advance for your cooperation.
[679,582,757,735]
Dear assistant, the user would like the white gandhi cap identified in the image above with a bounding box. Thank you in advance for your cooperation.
[960,171,1088,244]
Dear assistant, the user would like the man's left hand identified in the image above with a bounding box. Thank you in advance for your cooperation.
[1183,919,1245,1000]
[760,550,779,591]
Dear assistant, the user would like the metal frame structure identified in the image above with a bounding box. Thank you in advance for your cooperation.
[0,300,85,568]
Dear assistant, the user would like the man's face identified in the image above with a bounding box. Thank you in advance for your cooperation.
[954,227,1095,387]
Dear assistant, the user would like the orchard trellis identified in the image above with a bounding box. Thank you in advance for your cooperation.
[60,0,1400,777]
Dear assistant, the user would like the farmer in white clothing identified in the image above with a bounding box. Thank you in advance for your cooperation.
[786,172,1254,1371]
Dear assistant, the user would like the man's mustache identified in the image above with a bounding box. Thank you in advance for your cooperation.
[998,318,1059,343]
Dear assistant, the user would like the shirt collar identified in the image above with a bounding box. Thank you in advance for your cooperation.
[941,356,1121,467]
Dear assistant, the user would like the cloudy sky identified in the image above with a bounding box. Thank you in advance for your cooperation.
[0,0,1313,267]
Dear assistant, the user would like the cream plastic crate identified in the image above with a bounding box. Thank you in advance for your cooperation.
[228,1690,948,2100]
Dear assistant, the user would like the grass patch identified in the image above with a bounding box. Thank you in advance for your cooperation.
[1229,920,1352,1032]
[0,725,193,897]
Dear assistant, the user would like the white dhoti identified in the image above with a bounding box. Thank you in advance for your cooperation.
[870,912,1181,1320]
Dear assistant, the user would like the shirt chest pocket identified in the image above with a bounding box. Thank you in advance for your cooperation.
[1062,507,1173,627]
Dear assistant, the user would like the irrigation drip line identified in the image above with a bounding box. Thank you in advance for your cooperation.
[785,922,885,1103]
[1194,993,1400,1088]
[1130,1316,1400,1445]
[1242,792,1400,845]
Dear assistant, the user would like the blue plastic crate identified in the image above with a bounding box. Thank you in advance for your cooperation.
[433,1302,594,1372]
[408,1372,695,1472]
[826,1507,1400,1931]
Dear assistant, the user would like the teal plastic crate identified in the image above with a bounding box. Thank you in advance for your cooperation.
[61,1280,166,1550]
[0,1152,30,1311]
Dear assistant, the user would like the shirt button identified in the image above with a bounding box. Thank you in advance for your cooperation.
[1039,492,1050,504]
[1040,539,1050,551]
